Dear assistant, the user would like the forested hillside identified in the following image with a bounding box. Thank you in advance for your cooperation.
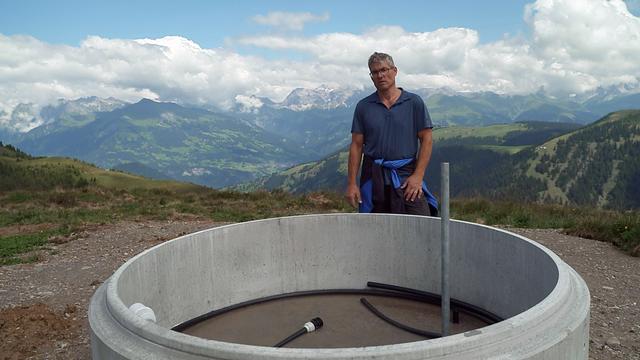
[237,112,640,211]
[236,121,574,197]
[529,110,640,209]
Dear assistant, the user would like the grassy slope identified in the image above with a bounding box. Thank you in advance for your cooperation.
[0,148,351,265]
[434,123,528,141]
[25,157,199,192]
[473,145,529,154]
[2,138,638,262]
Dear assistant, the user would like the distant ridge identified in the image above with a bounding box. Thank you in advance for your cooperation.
[3,87,639,190]
[15,99,315,188]
[113,162,174,181]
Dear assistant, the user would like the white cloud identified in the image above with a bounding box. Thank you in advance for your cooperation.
[241,0,640,94]
[526,0,640,84]
[251,11,330,31]
[235,94,264,113]
[0,0,639,131]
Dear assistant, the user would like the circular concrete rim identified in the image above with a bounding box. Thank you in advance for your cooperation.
[94,213,589,359]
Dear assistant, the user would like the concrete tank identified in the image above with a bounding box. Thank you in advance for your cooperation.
[89,213,590,359]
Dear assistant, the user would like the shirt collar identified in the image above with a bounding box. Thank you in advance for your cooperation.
[368,88,410,105]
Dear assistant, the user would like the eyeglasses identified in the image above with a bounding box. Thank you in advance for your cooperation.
[369,67,395,78]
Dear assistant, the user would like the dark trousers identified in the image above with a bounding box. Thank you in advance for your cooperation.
[373,185,438,216]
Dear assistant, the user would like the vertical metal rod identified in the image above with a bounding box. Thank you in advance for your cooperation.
[441,162,450,336]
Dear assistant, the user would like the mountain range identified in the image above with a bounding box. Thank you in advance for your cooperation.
[231,85,640,158]
[1,85,639,190]
[14,99,313,187]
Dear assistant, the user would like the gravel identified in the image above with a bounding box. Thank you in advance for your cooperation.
[0,221,638,359]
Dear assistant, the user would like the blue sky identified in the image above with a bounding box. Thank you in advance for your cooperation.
[2,1,534,49]
[1,0,639,130]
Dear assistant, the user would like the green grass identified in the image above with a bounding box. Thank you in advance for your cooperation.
[1,189,638,265]
[4,192,33,203]
[452,198,640,254]
[433,123,527,141]
[0,226,73,265]
[473,145,528,154]
[1,155,202,193]
[0,185,352,265]
[2,148,638,265]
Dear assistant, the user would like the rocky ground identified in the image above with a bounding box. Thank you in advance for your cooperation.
[0,220,638,359]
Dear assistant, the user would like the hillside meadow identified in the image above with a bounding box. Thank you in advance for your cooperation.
[1,143,638,266]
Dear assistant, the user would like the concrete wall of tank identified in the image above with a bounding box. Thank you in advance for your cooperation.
[89,213,590,359]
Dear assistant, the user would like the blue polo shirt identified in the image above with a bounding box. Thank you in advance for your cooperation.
[351,89,433,160]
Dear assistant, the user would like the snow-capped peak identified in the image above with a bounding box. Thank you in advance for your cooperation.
[1,97,128,133]
[277,85,358,111]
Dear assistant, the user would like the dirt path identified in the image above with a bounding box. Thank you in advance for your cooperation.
[0,219,223,360]
[0,221,638,359]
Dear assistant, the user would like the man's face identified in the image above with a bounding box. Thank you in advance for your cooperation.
[369,61,397,91]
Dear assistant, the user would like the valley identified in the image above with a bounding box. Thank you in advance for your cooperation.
[1,85,639,191]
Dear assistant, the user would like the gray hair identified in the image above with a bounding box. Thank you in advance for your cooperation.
[368,52,395,68]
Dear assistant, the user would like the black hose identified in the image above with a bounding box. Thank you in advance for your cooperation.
[367,282,441,304]
[274,317,323,348]
[274,328,306,348]
[172,286,501,333]
[367,282,503,324]
[172,288,433,332]
[360,297,441,339]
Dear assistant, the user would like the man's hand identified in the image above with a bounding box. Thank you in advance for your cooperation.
[402,128,432,202]
[401,173,423,202]
[345,183,362,208]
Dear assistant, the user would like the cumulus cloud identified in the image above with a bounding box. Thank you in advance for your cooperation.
[235,94,264,113]
[525,0,640,91]
[251,11,330,31]
[1,0,639,131]
[240,0,640,95]
[0,34,327,119]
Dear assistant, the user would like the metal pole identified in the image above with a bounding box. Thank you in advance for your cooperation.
[441,162,450,336]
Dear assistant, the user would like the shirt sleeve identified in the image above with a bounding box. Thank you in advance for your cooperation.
[351,102,364,134]
[413,95,433,132]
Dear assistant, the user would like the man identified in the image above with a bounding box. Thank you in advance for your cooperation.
[346,52,438,216]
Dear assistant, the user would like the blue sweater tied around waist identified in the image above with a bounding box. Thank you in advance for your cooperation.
[359,157,438,214]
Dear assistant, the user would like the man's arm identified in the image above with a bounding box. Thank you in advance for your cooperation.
[401,128,433,201]
[346,133,364,208]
